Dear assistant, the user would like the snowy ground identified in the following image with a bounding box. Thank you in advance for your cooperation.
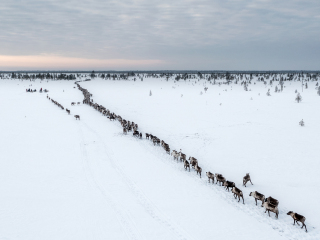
[0,76,319,240]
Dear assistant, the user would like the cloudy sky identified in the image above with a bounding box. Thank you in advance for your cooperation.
[0,0,319,70]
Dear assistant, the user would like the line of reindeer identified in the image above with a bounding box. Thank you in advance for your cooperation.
[46,95,80,120]
[74,81,308,232]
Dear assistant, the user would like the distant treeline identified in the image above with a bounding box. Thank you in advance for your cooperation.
[1,71,319,82]
[3,72,77,80]
[1,70,320,74]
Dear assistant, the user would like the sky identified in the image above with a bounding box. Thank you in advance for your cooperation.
[0,0,319,70]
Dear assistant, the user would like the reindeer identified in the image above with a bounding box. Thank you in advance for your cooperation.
[243,173,253,187]
[223,181,236,191]
[189,157,198,169]
[249,191,265,206]
[179,151,186,162]
[161,142,170,153]
[123,128,127,135]
[71,102,75,106]
[74,115,80,120]
[206,172,214,183]
[152,137,157,145]
[287,211,307,232]
[171,150,180,161]
[262,201,279,218]
[164,145,170,154]
[215,173,226,185]
[184,160,190,171]
[145,133,150,139]
[232,187,244,204]
[77,102,80,105]
[152,137,160,145]
[195,163,202,178]
[265,196,279,207]
[133,130,139,137]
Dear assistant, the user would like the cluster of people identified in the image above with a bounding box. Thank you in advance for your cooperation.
[26,88,48,93]
[26,88,37,92]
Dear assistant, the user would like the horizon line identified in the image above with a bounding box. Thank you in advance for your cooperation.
[1,70,320,73]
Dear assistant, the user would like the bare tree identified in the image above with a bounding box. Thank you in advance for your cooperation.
[266,89,271,96]
[244,82,248,91]
[299,119,304,126]
[295,93,302,103]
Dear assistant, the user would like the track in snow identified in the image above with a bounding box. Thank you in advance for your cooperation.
[77,120,194,240]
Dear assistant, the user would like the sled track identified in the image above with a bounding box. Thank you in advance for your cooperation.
[78,121,194,240]
[78,124,144,240]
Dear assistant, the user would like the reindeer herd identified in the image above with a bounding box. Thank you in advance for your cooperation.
[46,80,308,233]
[168,147,306,231]
[46,95,81,120]
[47,95,64,110]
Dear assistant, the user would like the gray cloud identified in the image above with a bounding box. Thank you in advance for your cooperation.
[0,0,319,70]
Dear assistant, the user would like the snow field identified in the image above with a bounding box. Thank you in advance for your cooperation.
[0,77,319,240]
[80,77,320,239]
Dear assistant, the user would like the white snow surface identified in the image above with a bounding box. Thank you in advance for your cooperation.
[0,77,319,240]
